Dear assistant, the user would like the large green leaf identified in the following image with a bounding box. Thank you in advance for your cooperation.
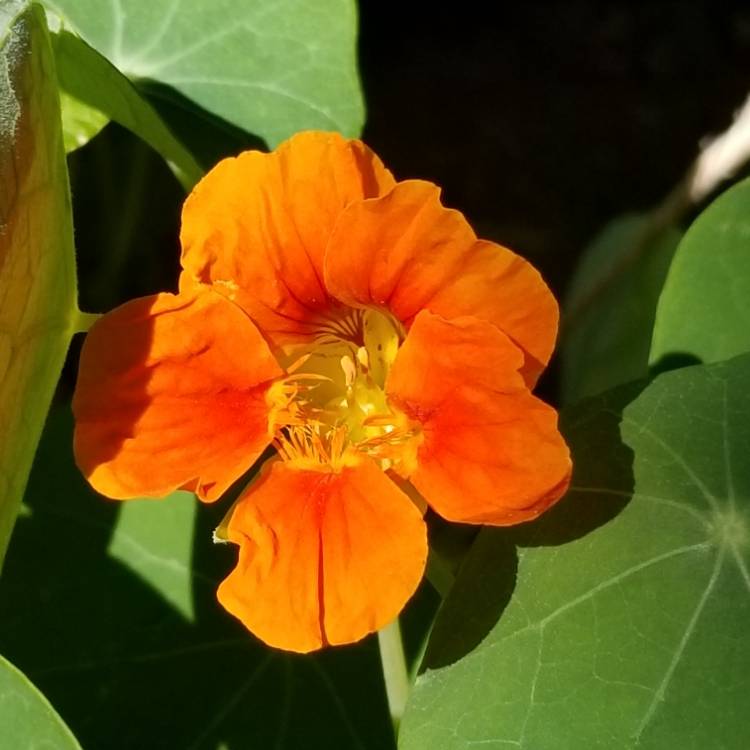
[0,1,77,566]
[400,355,750,749]
[561,215,681,403]
[51,29,202,188]
[43,0,365,148]
[0,652,81,749]
[59,89,107,152]
[650,178,750,367]
[0,407,396,749]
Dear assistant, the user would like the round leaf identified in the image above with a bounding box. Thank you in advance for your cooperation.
[0,653,81,749]
[562,214,681,403]
[43,0,365,147]
[401,355,750,749]
[651,177,750,367]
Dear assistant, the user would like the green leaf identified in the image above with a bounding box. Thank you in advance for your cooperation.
[650,178,750,368]
[400,355,750,749]
[51,30,202,188]
[43,0,365,148]
[0,652,81,749]
[0,1,77,567]
[561,215,681,403]
[108,490,197,620]
[0,407,396,749]
[59,89,107,151]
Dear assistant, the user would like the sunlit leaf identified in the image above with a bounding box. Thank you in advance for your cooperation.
[43,0,365,148]
[0,1,77,566]
[108,491,197,620]
[0,407,396,749]
[59,89,107,151]
[51,29,202,188]
[561,215,681,403]
[401,355,750,749]
[650,177,750,368]
[0,652,81,749]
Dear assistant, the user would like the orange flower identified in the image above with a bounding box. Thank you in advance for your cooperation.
[73,131,571,653]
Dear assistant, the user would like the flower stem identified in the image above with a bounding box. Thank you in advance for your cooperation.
[377,617,410,739]
[72,309,102,334]
[425,548,455,599]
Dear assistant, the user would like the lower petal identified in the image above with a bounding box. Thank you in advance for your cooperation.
[386,311,571,525]
[73,289,282,501]
[217,459,427,653]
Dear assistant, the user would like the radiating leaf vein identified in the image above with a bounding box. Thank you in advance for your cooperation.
[164,76,342,127]
[124,0,182,65]
[570,486,710,529]
[309,660,369,750]
[185,654,273,750]
[632,549,724,742]
[31,637,249,676]
[623,416,721,513]
[493,541,710,648]
[730,547,750,595]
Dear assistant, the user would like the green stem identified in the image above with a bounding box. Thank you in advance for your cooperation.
[71,309,102,334]
[425,548,456,599]
[377,617,410,739]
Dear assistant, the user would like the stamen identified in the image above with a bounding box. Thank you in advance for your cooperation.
[285,352,312,374]
[340,355,356,388]
[273,423,354,471]
[356,346,369,370]
[270,307,417,473]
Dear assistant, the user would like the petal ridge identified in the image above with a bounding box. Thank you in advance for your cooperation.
[324,179,558,384]
[217,459,427,652]
[386,310,571,525]
[180,131,396,351]
[73,289,282,502]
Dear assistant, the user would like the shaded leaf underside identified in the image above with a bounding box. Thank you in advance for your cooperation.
[0,1,77,565]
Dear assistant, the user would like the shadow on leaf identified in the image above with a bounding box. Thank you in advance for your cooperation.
[138,80,266,170]
[648,350,703,379]
[0,407,396,750]
[420,377,648,670]
[422,530,517,670]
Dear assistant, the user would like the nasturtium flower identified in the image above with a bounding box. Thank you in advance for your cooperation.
[73,131,571,653]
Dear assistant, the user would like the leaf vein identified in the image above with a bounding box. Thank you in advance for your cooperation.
[632,549,724,742]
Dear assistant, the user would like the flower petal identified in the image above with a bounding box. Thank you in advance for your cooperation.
[217,458,427,653]
[73,290,282,502]
[179,131,395,352]
[324,180,558,384]
[386,310,571,525]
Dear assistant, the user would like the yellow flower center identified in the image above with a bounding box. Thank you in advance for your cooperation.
[267,307,421,473]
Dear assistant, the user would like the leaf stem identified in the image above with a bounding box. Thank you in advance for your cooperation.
[377,617,410,739]
[425,548,456,599]
[71,309,102,334]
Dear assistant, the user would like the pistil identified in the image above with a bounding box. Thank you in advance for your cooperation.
[267,308,421,473]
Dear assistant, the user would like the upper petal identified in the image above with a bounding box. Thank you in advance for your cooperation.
[324,180,558,384]
[386,310,571,525]
[73,289,282,502]
[179,131,395,352]
[217,458,427,653]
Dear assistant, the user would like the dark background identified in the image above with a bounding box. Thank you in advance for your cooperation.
[67,0,750,393]
[358,0,750,293]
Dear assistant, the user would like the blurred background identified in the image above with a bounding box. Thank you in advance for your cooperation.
[66,0,750,397]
